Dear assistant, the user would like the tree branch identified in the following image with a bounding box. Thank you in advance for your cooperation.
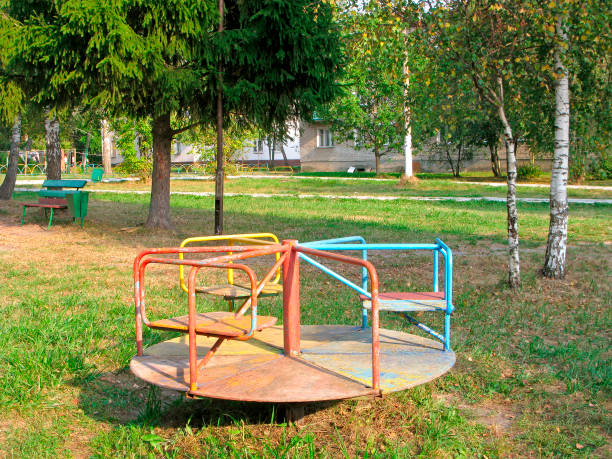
[172,121,203,136]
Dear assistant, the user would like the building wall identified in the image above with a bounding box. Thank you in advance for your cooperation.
[300,122,410,172]
[300,122,551,173]
[236,123,301,165]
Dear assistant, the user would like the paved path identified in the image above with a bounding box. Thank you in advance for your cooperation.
[170,175,612,190]
[14,187,612,205]
[16,175,612,191]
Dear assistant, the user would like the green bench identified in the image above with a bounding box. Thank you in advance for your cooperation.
[21,179,89,228]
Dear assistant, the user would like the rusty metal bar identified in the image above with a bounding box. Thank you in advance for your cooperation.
[283,241,301,357]
[138,257,258,326]
[188,266,200,392]
[235,250,290,317]
[295,245,381,393]
[197,337,226,370]
[133,244,288,355]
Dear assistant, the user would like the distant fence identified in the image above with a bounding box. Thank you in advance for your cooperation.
[0,150,102,175]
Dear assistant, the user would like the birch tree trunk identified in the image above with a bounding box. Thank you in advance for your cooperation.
[146,113,173,229]
[45,110,62,180]
[101,119,112,174]
[402,46,413,178]
[543,16,570,278]
[498,91,520,288]
[0,113,22,200]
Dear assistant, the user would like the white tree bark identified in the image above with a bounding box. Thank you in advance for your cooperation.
[497,77,520,288]
[403,52,413,178]
[101,118,112,174]
[543,16,570,278]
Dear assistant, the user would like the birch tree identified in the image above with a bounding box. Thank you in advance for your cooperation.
[423,0,537,288]
[322,2,405,175]
[101,119,112,175]
[542,0,610,277]
[543,13,570,278]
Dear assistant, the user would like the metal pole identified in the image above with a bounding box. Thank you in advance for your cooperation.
[282,241,301,357]
[214,0,225,235]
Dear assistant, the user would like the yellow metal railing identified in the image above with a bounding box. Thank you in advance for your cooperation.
[178,233,281,293]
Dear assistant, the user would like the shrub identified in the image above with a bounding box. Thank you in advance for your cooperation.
[588,153,612,180]
[114,156,152,179]
[204,161,240,176]
[517,163,543,180]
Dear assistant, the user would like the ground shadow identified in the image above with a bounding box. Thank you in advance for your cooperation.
[76,369,339,429]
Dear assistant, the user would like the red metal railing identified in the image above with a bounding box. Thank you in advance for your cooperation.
[133,244,287,355]
[295,245,381,393]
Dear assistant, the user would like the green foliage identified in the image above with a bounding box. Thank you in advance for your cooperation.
[114,156,152,180]
[589,153,612,180]
[8,0,342,130]
[110,118,153,178]
[517,163,543,180]
[181,122,255,176]
[320,1,405,165]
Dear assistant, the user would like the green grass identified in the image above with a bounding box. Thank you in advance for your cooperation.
[0,185,610,457]
[79,175,612,200]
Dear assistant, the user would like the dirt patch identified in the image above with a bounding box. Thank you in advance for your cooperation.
[435,393,518,434]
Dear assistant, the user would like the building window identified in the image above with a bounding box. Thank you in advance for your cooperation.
[252,139,264,154]
[317,129,333,148]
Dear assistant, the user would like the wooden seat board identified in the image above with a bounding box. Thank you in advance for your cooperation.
[196,283,282,299]
[359,291,445,301]
[22,202,67,209]
[361,291,447,312]
[148,311,277,337]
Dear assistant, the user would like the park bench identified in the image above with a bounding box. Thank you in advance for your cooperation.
[21,179,88,228]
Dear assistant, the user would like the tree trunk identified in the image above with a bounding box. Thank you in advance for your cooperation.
[489,143,502,177]
[84,132,91,169]
[279,142,289,166]
[145,113,174,229]
[402,28,413,178]
[444,145,459,177]
[101,119,112,174]
[543,15,570,279]
[375,150,381,175]
[0,113,22,200]
[45,110,62,180]
[267,135,275,168]
[214,0,225,235]
[134,130,141,158]
[498,90,520,289]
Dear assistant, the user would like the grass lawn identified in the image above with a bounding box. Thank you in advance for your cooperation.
[18,175,609,201]
[0,188,610,457]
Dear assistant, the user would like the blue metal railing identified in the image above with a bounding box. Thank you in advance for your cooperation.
[298,237,454,351]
